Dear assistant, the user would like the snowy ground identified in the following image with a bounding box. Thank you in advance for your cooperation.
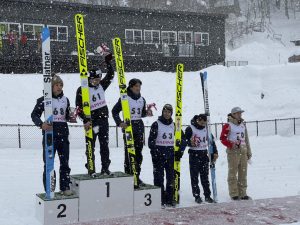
[0,135,300,225]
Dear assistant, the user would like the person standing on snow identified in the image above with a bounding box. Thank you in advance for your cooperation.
[220,107,252,200]
[75,53,114,176]
[112,78,152,186]
[31,75,73,196]
[148,104,186,207]
[185,114,218,204]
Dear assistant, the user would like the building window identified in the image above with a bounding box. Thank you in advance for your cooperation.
[48,25,68,42]
[195,32,210,46]
[178,31,194,57]
[214,0,234,7]
[178,31,193,44]
[125,29,142,44]
[0,22,21,38]
[161,31,177,45]
[23,23,44,40]
[144,30,160,44]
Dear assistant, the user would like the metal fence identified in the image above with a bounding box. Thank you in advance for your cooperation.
[226,60,249,67]
[1,117,299,149]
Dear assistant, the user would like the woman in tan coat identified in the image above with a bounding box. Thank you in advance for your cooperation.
[220,107,252,200]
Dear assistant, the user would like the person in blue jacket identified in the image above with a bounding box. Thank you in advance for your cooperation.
[148,104,186,207]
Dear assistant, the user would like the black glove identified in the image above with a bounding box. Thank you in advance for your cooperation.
[174,150,183,160]
[175,139,181,147]
[105,52,112,62]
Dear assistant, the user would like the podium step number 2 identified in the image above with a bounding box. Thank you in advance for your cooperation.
[35,193,79,225]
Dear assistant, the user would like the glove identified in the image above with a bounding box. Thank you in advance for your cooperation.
[105,52,112,62]
[175,139,181,147]
[174,150,183,160]
[212,153,218,163]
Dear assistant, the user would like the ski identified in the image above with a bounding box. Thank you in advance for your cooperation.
[173,63,184,204]
[42,27,55,199]
[75,14,95,176]
[200,71,218,202]
[112,37,138,187]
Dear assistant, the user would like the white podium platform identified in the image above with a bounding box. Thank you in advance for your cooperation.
[36,172,162,224]
[134,184,161,214]
[70,171,134,222]
[35,193,78,225]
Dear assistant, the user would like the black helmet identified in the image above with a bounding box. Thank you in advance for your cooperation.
[162,104,173,115]
[88,69,102,79]
[128,78,142,88]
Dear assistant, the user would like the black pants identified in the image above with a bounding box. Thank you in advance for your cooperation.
[42,135,71,192]
[151,148,174,205]
[189,150,211,198]
[123,131,143,175]
[90,118,111,171]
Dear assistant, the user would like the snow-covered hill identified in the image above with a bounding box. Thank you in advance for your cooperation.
[226,7,300,65]
[1,63,300,126]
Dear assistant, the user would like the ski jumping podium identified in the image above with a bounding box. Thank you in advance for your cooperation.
[36,171,161,225]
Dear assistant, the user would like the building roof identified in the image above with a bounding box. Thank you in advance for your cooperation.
[5,0,228,18]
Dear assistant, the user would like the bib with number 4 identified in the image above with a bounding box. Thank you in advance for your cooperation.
[190,125,208,151]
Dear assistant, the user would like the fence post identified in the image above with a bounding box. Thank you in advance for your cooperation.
[116,126,119,148]
[256,121,259,136]
[294,118,296,135]
[215,123,218,139]
[18,124,21,149]
[275,119,277,135]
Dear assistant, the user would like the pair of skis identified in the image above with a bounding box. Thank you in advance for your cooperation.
[112,36,185,193]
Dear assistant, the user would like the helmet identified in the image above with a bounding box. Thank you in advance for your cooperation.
[88,69,102,79]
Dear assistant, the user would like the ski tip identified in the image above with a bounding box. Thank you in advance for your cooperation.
[113,37,121,46]
[75,13,83,19]
[42,27,50,42]
[200,71,208,80]
[176,63,184,71]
